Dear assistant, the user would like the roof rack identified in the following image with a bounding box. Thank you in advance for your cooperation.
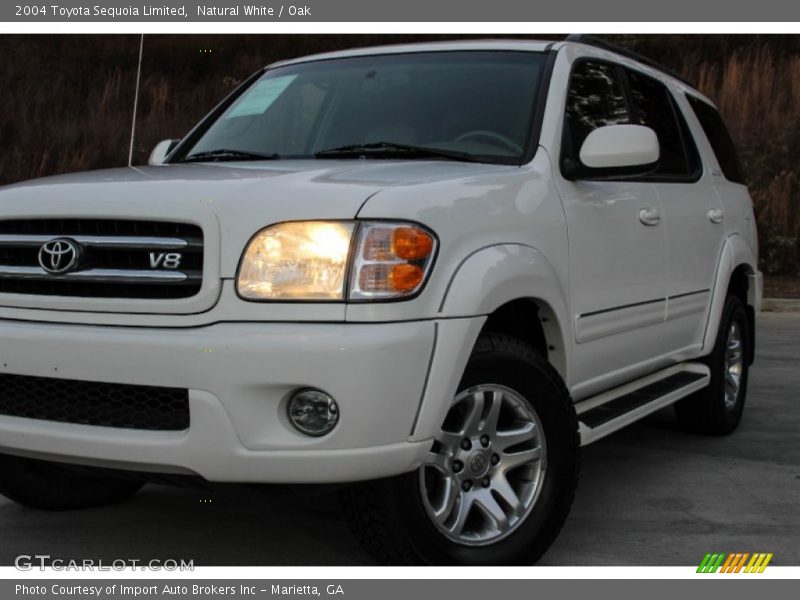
[564,34,694,88]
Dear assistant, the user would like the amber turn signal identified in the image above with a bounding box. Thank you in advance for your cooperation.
[389,264,424,292]
[350,221,437,300]
[393,227,435,260]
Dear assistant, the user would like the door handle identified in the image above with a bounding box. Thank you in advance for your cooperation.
[638,207,661,226]
[708,208,724,224]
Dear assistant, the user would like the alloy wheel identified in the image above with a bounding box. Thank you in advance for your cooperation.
[419,384,547,546]
[724,321,744,410]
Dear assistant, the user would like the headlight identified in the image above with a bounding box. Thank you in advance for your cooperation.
[237,220,437,301]
[237,221,355,300]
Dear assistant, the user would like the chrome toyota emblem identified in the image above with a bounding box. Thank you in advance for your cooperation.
[38,238,81,275]
[469,452,489,475]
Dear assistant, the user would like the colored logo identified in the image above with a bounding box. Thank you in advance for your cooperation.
[697,552,773,573]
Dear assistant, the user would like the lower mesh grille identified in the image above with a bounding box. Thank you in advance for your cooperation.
[0,373,190,431]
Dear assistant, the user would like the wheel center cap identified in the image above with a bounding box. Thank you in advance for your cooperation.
[468,450,490,477]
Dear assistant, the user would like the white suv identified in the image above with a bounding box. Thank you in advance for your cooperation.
[0,38,761,565]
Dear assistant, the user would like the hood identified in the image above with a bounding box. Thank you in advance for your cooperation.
[0,160,514,279]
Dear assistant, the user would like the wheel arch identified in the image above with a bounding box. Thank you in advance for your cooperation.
[438,243,571,383]
[703,234,759,363]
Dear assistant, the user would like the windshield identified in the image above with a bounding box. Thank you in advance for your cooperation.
[178,51,546,165]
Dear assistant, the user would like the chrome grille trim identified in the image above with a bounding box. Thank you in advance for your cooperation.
[0,234,193,249]
[0,266,197,283]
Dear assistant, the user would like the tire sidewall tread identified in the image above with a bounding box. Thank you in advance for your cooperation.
[675,295,750,435]
[341,332,579,565]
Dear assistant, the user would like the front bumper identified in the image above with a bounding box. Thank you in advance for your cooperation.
[0,317,481,483]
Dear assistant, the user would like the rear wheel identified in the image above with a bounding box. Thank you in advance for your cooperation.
[0,453,144,511]
[675,295,750,435]
[342,333,579,565]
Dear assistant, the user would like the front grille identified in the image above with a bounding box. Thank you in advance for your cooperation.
[0,219,203,299]
[0,373,190,431]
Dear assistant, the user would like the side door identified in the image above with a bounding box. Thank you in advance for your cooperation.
[554,59,669,395]
[623,68,726,354]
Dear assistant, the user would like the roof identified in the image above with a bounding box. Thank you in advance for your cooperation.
[268,39,555,68]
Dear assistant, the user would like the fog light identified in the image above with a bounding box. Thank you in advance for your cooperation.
[287,389,339,436]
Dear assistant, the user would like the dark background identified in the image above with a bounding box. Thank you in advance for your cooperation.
[1,34,798,293]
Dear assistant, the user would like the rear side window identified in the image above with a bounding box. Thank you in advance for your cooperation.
[564,61,631,158]
[686,95,745,184]
[626,69,700,179]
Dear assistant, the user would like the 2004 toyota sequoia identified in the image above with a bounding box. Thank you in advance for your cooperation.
[0,37,761,565]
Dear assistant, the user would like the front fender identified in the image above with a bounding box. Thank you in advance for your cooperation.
[438,243,571,379]
[440,241,567,312]
[409,244,572,444]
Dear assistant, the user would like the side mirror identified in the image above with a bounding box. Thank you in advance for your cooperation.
[148,139,179,166]
[565,125,659,180]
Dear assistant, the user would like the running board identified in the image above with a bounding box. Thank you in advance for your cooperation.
[577,363,710,446]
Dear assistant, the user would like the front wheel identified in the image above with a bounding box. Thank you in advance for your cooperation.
[342,333,579,565]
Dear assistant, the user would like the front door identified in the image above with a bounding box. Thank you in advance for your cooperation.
[554,59,669,396]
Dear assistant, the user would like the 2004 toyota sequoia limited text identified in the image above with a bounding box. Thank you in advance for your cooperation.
[0,38,762,565]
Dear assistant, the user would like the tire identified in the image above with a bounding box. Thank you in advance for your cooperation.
[341,333,579,565]
[0,453,144,511]
[675,295,750,435]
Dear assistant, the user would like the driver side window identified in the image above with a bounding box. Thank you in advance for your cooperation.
[563,61,631,160]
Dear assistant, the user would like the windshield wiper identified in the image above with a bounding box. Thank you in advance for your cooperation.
[314,142,483,163]
[180,149,281,163]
